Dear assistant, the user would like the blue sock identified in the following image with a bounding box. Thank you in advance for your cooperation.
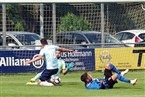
[116,74,130,83]
[109,64,121,74]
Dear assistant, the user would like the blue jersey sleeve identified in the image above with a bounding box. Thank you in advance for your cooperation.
[85,79,102,89]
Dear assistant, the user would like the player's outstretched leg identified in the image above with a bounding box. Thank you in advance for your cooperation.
[26,72,42,85]
[31,72,42,82]
[115,74,137,85]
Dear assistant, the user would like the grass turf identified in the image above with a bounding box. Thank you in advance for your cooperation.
[0,71,144,97]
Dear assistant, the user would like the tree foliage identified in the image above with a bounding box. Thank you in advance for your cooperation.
[6,4,24,31]
[58,13,91,32]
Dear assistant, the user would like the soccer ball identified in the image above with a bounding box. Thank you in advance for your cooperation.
[50,76,61,84]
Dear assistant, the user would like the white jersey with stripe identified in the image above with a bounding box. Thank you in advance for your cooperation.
[39,45,59,69]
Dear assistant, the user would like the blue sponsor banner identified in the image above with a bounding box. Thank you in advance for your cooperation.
[0,50,45,73]
[0,49,95,73]
[61,49,95,70]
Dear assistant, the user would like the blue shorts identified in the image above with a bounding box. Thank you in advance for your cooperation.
[39,68,58,81]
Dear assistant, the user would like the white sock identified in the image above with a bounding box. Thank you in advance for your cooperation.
[39,81,54,86]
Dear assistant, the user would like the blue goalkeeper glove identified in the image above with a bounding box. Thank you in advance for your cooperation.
[66,62,75,71]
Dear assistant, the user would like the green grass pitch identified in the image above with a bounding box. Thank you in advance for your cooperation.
[0,71,144,97]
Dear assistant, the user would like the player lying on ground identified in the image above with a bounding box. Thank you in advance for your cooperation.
[80,63,137,89]
[26,51,75,85]
[25,38,74,86]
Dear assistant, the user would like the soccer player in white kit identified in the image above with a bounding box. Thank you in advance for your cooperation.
[25,38,74,86]
[26,51,75,85]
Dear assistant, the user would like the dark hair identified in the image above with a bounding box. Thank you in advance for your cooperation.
[40,38,48,45]
[80,72,88,83]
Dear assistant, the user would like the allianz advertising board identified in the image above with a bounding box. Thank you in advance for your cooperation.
[0,49,95,73]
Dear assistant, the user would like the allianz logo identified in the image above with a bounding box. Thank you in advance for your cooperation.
[32,54,44,69]
[0,54,44,69]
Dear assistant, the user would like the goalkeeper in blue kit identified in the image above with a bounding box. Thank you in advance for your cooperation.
[80,63,137,89]
[26,51,74,85]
